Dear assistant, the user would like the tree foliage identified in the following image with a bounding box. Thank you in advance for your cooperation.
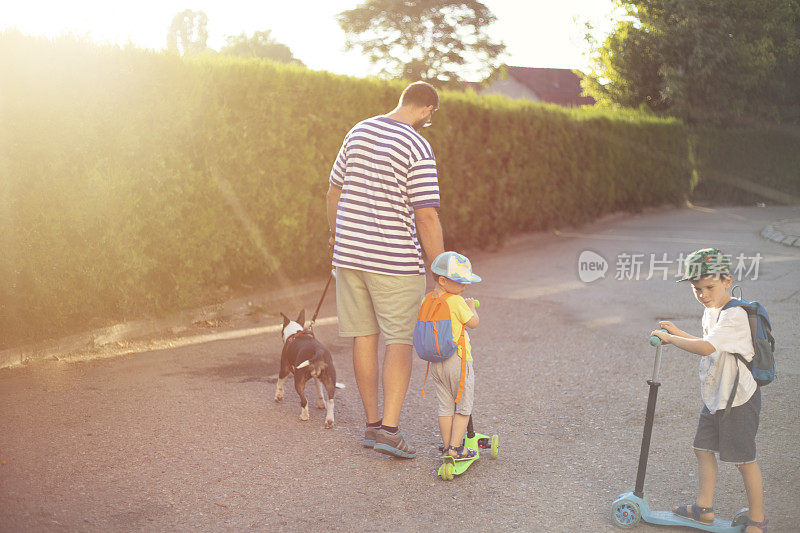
[220,31,304,65]
[167,10,209,56]
[338,0,505,86]
[583,0,800,123]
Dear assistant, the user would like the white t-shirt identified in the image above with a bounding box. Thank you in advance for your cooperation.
[700,305,757,413]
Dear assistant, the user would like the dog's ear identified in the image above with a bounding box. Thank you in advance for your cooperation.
[280,313,290,328]
[296,309,305,327]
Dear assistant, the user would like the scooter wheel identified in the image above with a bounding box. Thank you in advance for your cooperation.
[611,499,641,528]
[442,462,454,481]
[490,434,499,459]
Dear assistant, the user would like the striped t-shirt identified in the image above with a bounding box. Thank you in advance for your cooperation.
[329,116,440,275]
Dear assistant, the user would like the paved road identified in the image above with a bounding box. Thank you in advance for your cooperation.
[2,205,799,532]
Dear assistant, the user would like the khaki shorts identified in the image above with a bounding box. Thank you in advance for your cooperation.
[431,355,474,417]
[335,267,426,345]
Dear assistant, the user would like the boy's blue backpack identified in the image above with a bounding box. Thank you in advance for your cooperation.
[721,297,775,413]
[413,291,468,403]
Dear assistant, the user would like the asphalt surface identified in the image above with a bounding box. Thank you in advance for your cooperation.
[2,205,799,532]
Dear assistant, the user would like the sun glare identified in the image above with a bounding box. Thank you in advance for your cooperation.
[1,1,618,77]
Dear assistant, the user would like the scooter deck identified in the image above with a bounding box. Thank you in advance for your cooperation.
[438,432,499,480]
[646,510,745,532]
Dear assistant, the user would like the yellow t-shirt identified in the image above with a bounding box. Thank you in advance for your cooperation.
[443,293,473,361]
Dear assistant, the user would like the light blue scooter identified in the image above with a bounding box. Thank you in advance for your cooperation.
[610,330,749,531]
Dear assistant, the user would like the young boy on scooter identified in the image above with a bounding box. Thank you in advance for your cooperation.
[428,251,481,461]
[650,248,767,533]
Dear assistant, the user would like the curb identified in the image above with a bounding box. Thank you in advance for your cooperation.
[0,277,330,370]
[760,218,800,248]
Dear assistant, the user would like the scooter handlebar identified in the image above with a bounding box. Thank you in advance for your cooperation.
[649,328,669,347]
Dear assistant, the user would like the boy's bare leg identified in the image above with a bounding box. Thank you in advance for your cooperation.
[674,450,718,520]
[447,413,471,454]
[381,343,413,427]
[438,416,453,453]
[353,334,380,424]
[694,449,718,521]
[738,461,765,531]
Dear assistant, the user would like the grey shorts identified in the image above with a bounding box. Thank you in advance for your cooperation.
[693,387,761,464]
[335,267,426,345]
[431,355,474,417]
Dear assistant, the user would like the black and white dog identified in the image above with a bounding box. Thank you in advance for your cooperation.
[275,310,337,428]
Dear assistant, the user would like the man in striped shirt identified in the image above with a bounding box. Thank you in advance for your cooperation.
[326,81,445,458]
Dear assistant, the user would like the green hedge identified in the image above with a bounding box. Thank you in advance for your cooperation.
[690,126,800,205]
[1,33,691,348]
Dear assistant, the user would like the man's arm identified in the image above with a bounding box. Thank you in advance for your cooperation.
[326,185,342,255]
[326,185,341,233]
[414,206,444,264]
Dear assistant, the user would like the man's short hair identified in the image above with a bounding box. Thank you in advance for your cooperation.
[399,81,439,109]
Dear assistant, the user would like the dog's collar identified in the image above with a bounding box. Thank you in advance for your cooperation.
[286,327,314,346]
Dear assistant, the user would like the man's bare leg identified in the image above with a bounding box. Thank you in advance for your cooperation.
[352,334,380,424]
[381,343,413,427]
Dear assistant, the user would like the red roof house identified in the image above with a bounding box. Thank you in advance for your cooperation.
[481,66,595,107]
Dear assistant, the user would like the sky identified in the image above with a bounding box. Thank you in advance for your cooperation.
[1,1,622,79]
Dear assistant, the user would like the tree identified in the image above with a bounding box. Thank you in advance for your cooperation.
[220,31,304,65]
[582,20,669,113]
[167,10,209,56]
[583,0,800,123]
[338,0,506,87]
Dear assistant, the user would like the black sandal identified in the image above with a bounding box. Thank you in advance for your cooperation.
[673,504,714,525]
[746,517,768,532]
[450,445,477,461]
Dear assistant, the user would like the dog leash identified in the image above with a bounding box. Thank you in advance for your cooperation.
[308,270,335,329]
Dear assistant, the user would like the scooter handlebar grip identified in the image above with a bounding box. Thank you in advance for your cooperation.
[649,328,669,347]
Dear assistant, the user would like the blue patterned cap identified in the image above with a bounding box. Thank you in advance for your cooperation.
[431,251,482,284]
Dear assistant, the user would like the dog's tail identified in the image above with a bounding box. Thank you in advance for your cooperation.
[294,347,326,372]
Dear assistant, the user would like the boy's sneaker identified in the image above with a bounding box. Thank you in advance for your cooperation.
[363,426,378,448]
[373,428,416,459]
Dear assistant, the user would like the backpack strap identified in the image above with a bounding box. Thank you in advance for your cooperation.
[723,355,740,419]
[432,294,452,358]
[723,352,755,419]
[722,297,747,311]
[421,362,431,398]
[454,324,468,404]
